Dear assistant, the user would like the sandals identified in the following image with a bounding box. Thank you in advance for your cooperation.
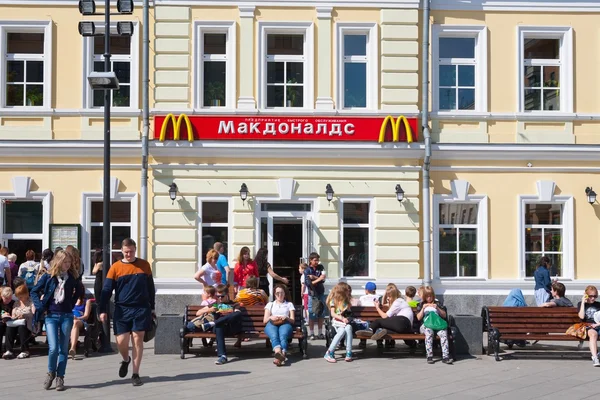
[273,358,282,367]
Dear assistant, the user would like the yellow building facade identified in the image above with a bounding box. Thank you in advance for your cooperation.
[1,0,600,313]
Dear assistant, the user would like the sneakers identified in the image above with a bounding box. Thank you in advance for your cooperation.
[345,352,353,362]
[56,376,65,391]
[318,333,325,340]
[370,328,388,341]
[309,334,316,341]
[593,356,600,367]
[119,356,131,378]
[43,372,56,390]
[324,352,336,363]
[2,351,13,360]
[427,356,434,364]
[215,355,228,365]
[201,322,213,332]
[442,358,454,365]
[131,374,143,386]
[356,329,373,337]
[17,351,30,359]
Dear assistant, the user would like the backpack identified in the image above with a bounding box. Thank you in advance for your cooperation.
[20,261,40,289]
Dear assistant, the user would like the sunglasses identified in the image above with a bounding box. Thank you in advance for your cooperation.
[275,291,285,295]
[588,295,598,299]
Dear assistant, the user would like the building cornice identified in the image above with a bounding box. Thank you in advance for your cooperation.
[0,141,142,159]
[154,0,420,8]
[0,0,152,5]
[431,143,600,161]
[431,0,600,12]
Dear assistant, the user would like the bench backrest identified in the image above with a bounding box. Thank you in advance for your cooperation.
[347,305,449,332]
[483,306,581,334]
[185,304,303,332]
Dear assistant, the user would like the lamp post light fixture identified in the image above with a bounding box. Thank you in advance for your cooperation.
[116,0,134,14]
[87,71,120,90]
[78,0,96,14]
[239,183,249,204]
[395,184,405,202]
[585,187,597,204]
[325,184,335,204]
[169,183,179,204]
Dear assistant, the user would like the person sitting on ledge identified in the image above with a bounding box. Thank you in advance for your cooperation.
[541,281,573,308]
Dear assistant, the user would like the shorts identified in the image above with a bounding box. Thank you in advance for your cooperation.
[302,294,309,311]
[308,293,328,321]
[113,305,151,336]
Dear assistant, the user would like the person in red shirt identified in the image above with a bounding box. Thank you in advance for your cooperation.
[233,247,258,290]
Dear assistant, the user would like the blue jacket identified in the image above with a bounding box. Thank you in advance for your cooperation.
[533,266,552,292]
[30,272,83,326]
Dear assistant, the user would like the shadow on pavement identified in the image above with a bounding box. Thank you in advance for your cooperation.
[68,371,251,389]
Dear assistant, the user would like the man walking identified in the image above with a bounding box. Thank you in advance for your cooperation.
[99,238,155,387]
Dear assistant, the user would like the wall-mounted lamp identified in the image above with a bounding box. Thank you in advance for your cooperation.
[168,183,178,204]
[239,183,249,204]
[585,187,597,204]
[395,184,405,202]
[325,184,334,204]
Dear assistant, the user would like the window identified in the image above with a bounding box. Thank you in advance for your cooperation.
[341,202,370,277]
[93,36,132,107]
[200,201,229,260]
[433,194,488,280]
[517,27,572,112]
[259,22,314,110]
[523,204,563,277]
[89,201,133,265]
[0,22,52,108]
[1,201,44,264]
[195,22,235,109]
[336,23,378,110]
[432,25,487,112]
[438,203,478,277]
[83,23,139,109]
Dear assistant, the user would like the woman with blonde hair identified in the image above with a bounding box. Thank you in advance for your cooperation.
[194,249,220,288]
[324,283,354,363]
[65,245,83,280]
[31,250,84,391]
[356,283,414,341]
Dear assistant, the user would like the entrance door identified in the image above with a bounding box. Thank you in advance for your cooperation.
[261,212,311,304]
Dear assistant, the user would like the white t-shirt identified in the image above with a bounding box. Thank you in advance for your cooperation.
[359,294,379,306]
[0,255,8,279]
[198,262,219,287]
[387,298,414,323]
[265,301,295,317]
[300,275,308,294]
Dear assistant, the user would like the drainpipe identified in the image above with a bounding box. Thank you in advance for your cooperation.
[421,0,432,286]
[140,0,150,260]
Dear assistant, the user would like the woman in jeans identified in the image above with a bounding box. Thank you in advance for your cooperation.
[263,284,295,366]
[31,250,83,391]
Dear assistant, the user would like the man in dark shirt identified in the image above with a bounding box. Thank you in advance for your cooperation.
[304,252,326,340]
[540,282,573,307]
[99,238,155,387]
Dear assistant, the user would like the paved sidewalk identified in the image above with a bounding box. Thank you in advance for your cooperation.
[2,339,598,399]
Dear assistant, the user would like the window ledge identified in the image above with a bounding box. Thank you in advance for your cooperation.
[432,111,589,121]
[0,108,53,116]
[0,108,142,117]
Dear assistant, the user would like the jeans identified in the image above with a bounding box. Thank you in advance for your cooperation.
[214,312,243,357]
[45,313,74,376]
[328,323,353,354]
[264,322,293,352]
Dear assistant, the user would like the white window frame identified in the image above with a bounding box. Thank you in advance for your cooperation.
[0,21,52,109]
[0,191,51,253]
[82,22,140,110]
[196,197,233,267]
[517,26,573,113]
[335,23,378,111]
[517,195,574,280]
[339,198,374,279]
[432,25,487,113]
[257,21,314,111]
[193,21,236,110]
[81,193,138,276]
[433,195,488,280]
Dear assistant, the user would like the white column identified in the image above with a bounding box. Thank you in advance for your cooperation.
[237,6,257,110]
[315,7,334,110]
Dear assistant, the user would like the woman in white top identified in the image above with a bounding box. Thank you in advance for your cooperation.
[194,249,220,288]
[263,284,295,366]
[356,284,414,341]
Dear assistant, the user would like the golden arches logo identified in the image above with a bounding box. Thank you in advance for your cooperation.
[159,113,194,142]
[378,115,414,144]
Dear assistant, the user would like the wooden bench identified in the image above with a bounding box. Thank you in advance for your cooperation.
[325,306,456,358]
[179,305,308,360]
[35,301,100,357]
[482,306,583,361]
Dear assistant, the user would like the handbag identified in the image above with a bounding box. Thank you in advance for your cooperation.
[143,315,158,343]
[311,296,324,316]
[566,322,591,340]
[423,312,448,331]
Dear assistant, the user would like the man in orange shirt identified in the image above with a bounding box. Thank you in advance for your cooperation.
[99,238,155,387]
